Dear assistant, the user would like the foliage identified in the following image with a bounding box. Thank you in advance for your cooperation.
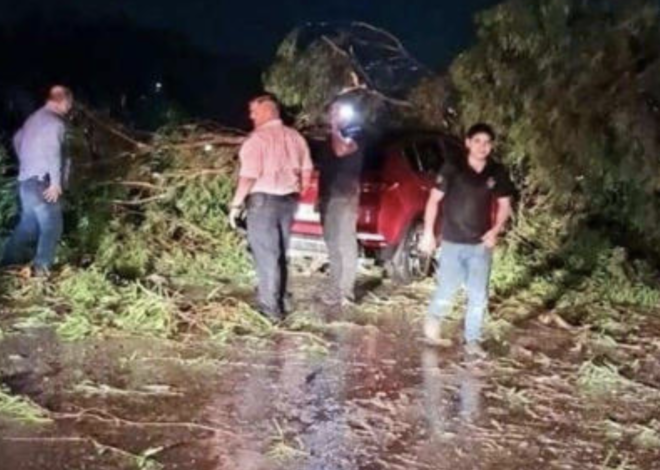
[3,2,660,343]
[402,75,457,130]
[0,385,52,424]
[577,361,633,397]
[0,145,18,234]
[264,26,357,122]
[264,22,454,129]
[632,424,660,451]
[450,0,660,322]
[452,0,660,248]
[0,117,256,341]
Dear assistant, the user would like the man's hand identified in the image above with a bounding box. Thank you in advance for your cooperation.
[418,231,437,255]
[484,198,512,249]
[481,228,500,249]
[228,206,244,230]
[43,184,62,203]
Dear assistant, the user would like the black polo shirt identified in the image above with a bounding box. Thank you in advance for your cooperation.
[318,139,365,202]
[436,158,514,244]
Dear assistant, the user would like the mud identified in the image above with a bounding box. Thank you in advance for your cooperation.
[1,274,659,470]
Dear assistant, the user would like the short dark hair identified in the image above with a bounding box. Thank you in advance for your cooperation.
[250,93,280,110]
[466,123,496,141]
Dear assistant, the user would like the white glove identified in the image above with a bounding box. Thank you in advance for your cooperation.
[418,232,437,255]
[228,206,243,230]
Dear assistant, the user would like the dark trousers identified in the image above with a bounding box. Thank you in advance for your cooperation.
[320,195,359,301]
[1,178,63,270]
[246,192,298,317]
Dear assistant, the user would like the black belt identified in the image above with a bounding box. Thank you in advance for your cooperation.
[22,174,51,184]
[248,192,298,200]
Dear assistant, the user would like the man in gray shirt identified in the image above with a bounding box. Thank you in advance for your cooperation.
[2,86,73,274]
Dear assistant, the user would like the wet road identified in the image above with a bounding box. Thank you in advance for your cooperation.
[1,303,659,469]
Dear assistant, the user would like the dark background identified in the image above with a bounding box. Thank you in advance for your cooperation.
[0,0,500,130]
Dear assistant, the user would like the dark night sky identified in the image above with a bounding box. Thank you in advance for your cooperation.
[0,0,501,68]
[0,0,503,127]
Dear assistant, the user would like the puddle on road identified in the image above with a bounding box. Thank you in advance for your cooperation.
[1,311,659,469]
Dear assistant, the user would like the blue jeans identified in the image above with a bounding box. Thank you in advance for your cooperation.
[427,241,493,344]
[1,178,63,270]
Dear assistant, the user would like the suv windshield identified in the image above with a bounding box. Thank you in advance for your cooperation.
[403,139,445,174]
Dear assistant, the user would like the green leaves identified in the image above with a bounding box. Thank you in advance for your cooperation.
[0,120,253,342]
[454,0,660,324]
[0,385,53,425]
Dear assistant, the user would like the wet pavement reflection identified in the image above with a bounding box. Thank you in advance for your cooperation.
[3,310,657,469]
[197,319,493,470]
[421,348,483,433]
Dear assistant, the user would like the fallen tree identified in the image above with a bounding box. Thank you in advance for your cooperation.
[1,1,659,344]
[0,107,264,340]
[263,22,456,130]
[450,0,660,327]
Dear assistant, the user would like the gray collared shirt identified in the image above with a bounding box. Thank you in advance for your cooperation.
[13,106,68,187]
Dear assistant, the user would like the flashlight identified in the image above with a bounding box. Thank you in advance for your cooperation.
[338,103,356,123]
[336,103,362,141]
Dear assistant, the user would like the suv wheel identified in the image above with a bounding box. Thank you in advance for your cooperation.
[387,221,434,285]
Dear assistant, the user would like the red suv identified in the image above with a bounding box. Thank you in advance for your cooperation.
[290,131,463,284]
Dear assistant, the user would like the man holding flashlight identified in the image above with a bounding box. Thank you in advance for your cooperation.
[419,123,514,357]
[317,101,365,307]
[229,94,313,322]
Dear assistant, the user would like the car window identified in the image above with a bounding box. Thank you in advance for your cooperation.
[403,143,423,173]
[415,140,444,174]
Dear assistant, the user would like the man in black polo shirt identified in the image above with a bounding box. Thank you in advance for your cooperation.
[317,101,365,306]
[419,123,514,355]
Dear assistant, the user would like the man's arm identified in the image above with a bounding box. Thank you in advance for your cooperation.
[299,134,314,192]
[424,189,444,236]
[482,164,515,248]
[48,122,65,187]
[231,136,262,208]
[331,133,358,158]
[481,197,512,248]
[492,197,512,233]
[43,122,65,203]
[419,161,452,253]
[230,177,257,209]
[228,136,261,228]
[12,128,23,155]
[228,176,256,230]
[419,188,445,254]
